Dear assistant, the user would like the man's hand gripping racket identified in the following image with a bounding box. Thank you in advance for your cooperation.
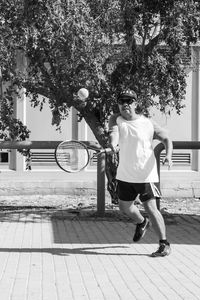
[55,140,118,173]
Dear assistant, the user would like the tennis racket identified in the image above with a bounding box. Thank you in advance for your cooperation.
[55,140,114,173]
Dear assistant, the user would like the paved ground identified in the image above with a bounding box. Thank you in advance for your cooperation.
[0,195,200,300]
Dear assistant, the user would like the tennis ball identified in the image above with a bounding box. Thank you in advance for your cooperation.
[77,88,89,100]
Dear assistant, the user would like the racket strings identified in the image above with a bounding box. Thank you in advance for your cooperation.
[55,141,109,173]
[56,142,89,172]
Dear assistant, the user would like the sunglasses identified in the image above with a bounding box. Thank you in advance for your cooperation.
[118,98,134,105]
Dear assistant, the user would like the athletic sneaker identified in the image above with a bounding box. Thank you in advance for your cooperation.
[133,217,150,242]
[151,243,171,257]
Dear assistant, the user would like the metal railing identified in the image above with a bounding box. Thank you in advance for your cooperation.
[0,141,61,150]
[1,140,199,215]
[0,140,106,216]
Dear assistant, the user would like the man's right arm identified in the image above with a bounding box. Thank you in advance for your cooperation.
[108,114,119,152]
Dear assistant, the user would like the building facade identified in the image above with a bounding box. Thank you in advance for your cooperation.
[0,45,200,196]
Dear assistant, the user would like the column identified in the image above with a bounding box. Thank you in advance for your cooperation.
[71,107,87,141]
[9,50,27,171]
[71,107,78,140]
[191,44,200,171]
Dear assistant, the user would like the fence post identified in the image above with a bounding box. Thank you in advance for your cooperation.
[97,152,106,216]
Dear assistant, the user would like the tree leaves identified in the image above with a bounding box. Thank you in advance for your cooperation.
[0,0,199,143]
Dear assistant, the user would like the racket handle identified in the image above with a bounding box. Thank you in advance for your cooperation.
[101,147,119,154]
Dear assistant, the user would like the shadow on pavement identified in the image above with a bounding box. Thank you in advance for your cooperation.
[0,208,199,246]
[0,246,151,257]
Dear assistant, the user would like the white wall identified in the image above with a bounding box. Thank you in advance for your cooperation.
[26,96,72,141]
[149,70,192,141]
[83,70,193,145]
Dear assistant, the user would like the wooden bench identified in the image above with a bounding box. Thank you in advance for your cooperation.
[90,152,191,166]
[0,148,192,167]
[160,152,191,165]
[30,151,56,166]
[24,150,192,167]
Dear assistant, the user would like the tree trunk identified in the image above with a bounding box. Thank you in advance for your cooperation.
[105,153,119,204]
[83,111,119,204]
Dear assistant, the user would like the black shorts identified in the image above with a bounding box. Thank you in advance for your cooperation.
[117,180,161,202]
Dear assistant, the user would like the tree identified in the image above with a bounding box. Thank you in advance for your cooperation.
[0,0,199,202]
[113,0,200,115]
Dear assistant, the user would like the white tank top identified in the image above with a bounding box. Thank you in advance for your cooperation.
[116,115,159,183]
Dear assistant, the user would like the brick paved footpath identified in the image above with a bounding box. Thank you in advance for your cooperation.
[0,209,200,300]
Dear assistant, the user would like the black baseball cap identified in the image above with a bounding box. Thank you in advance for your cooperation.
[118,90,137,103]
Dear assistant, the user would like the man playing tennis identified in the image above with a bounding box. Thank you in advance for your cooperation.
[108,89,173,257]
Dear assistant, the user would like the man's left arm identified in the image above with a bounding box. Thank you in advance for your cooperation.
[152,120,173,169]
